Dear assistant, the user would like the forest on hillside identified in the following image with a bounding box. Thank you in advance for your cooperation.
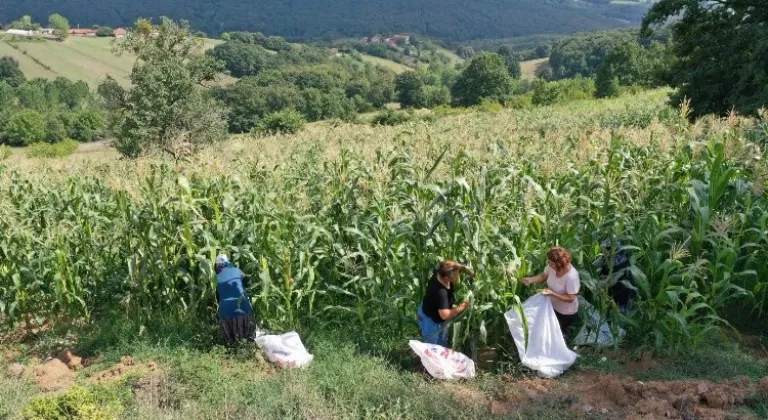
[0,0,649,41]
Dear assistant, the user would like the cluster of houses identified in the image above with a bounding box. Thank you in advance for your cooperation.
[3,27,126,38]
[360,34,411,48]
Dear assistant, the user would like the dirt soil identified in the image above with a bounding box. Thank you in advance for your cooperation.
[32,358,75,392]
[87,356,162,384]
[485,371,764,419]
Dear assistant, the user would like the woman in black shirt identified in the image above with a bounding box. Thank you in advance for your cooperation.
[417,260,474,347]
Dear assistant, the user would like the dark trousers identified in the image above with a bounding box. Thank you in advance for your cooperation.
[555,311,579,335]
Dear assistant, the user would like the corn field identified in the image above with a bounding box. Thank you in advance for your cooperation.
[1,91,767,355]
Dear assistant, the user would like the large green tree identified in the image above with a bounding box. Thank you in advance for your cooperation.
[48,14,70,40]
[394,71,423,108]
[643,0,768,116]
[113,17,228,158]
[5,110,46,146]
[0,57,25,88]
[497,45,522,79]
[451,53,513,106]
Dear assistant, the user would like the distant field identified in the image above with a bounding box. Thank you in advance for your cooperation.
[434,46,464,66]
[0,36,223,87]
[521,58,550,80]
[359,54,412,73]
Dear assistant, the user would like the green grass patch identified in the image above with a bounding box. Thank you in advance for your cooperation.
[0,145,11,160]
[26,140,79,158]
[636,335,768,382]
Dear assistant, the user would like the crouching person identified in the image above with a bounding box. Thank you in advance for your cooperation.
[417,260,473,347]
[215,254,257,346]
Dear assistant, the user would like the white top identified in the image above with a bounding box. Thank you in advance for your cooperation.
[545,265,580,315]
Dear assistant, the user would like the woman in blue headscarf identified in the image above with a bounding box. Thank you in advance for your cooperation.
[215,254,256,346]
[593,240,636,315]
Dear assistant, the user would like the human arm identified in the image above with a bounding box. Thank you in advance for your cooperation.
[434,288,469,321]
[523,271,547,286]
[541,288,577,303]
[438,302,469,321]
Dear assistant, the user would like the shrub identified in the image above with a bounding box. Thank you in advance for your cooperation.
[68,109,105,142]
[531,77,596,106]
[0,144,11,160]
[476,98,503,113]
[506,94,533,110]
[253,109,306,136]
[20,386,125,420]
[4,110,46,146]
[26,139,79,158]
[45,114,69,143]
[371,109,413,126]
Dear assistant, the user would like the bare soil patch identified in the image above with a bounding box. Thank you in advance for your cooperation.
[87,356,162,384]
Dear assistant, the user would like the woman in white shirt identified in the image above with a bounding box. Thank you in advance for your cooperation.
[523,247,581,334]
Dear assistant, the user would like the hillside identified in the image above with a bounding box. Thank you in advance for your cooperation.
[0,36,222,86]
[0,0,650,42]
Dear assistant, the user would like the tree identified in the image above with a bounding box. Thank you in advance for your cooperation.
[48,14,70,40]
[17,82,46,110]
[595,61,621,98]
[643,0,768,116]
[96,27,114,37]
[451,53,513,106]
[497,45,522,79]
[456,46,475,60]
[0,56,25,87]
[394,71,423,108]
[45,114,68,143]
[207,42,270,77]
[97,76,126,110]
[68,109,105,142]
[418,85,451,108]
[5,110,46,146]
[549,30,637,79]
[9,15,39,31]
[113,17,228,158]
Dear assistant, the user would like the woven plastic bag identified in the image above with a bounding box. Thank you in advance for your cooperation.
[409,340,476,380]
[504,294,577,378]
[573,297,626,347]
[255,332,314,368]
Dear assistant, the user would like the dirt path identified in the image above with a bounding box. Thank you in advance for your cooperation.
[482,371,767,419]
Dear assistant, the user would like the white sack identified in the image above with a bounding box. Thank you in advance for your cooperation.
[255,332,314,368]
[408,340,476,380]
[504,294,577,378]
[573,297,625,347]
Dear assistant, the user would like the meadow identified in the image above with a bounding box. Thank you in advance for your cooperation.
[2,89,768,418]
[0,36,223,86]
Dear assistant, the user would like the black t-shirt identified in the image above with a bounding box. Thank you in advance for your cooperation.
[422,275,455,324]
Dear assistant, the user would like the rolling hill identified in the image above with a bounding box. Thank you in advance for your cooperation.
[0,36,222,86]
[0,0,650,42]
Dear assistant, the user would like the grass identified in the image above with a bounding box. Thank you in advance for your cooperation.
[0,37,224,87]
[521,58,550,80]
[359,53,412,73]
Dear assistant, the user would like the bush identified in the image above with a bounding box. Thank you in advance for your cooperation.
[4,110,46,146]
[531,77,596,106]
[371,109,413,126]
[253,109,306,136]
[20,386,126,420]
[506,94,533,110]
[432,105,472,117]
[45,114,69,143]
[68,110,105,142]
[476,98,503,113]
[26,139,79,158]
[0,144,10,160]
